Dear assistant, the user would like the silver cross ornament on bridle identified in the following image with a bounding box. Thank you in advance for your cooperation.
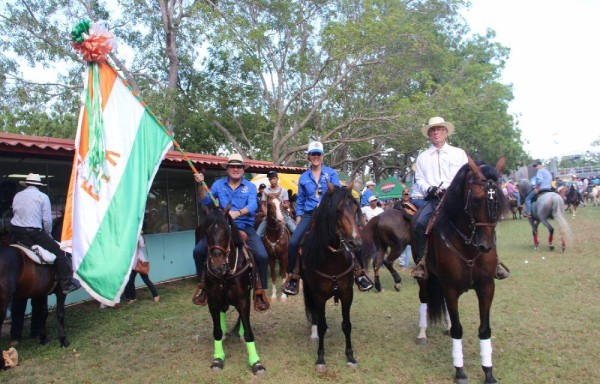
[487,188,495,200]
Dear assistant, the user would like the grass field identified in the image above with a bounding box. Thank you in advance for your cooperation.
[2,207,600,383]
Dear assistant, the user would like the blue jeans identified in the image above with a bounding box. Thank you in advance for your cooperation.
[287,212,313,274]
[411,198,426,209]
[397,245,412,268]
[525,190,535,215]
[510,191,521,206]
[193,226,269,289]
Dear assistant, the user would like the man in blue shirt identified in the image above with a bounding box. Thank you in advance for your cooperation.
[282,140,373,295]
[192,153,270,311]
[360,181,376,207]
[524,160,554,217]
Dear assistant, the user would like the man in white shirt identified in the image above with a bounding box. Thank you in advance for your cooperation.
[361,195,384,223]
[411,117,509,280]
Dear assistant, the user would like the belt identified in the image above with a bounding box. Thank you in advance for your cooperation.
[13,226,42,231]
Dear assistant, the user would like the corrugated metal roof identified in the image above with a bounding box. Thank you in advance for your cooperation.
[0,132,303,173]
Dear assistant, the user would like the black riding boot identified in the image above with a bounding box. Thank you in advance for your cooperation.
[56,252,80,294]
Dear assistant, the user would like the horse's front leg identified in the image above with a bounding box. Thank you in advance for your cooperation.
[476,281,497,384]
[54,292,69,347]
[30,295,49,345]
[341,291,357,369]
[444,290,468,384]
[9,297,27,344]
[315,300,328,373]
[209,301,226,371]
[236,293,266,375]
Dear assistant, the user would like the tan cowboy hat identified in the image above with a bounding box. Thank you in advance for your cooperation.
[19,173,46,187]
[221,153,246,169]
[421,116,455,138]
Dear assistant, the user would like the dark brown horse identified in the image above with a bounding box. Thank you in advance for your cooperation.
[360,209,410,292]
[0,245,70,369]
[413,157,509,384]
[300,184,362,373]
[198,207,265,375]
[564,185,581,218]
[261,193,290,301]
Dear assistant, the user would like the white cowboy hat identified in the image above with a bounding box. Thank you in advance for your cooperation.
[221,153,246,169]
[368,195,378,203]
[307,140,324,154]
[365,181,376,187]
[19,173,46,187]
[421,116,455,138]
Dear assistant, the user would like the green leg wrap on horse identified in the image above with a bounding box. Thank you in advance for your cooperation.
[220,312,227,334]
[246,341,260,366]
[214,339,225,360]
[238,322,245,338]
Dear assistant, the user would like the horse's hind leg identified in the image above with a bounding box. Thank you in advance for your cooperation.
[54,293,69,347]
[9,297,27,344]
[541,220,555,251]
[30,296,49,345]
[384,246,404,291]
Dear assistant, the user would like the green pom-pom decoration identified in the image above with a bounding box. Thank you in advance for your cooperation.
[71,20,91,43]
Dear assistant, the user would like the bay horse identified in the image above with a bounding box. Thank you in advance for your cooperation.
[261,193,290,301]
[414,157,508,384]
[508,195,523,219]
[564,185,581,217]
[198,207,265,375]
[300,183,362,373]
[518,180,572,251]
[360,209,410,292]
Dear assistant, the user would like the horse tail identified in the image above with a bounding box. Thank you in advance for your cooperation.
[360,216,379,267]
[303,283,317,324]
[551,195,573,246]
[426,274,445,324]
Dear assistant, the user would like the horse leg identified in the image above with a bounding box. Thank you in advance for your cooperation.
[373,246,386,292]
[314,300,328,373]
[30,296,49,345]
[416,280,428,345]
[444,290,468,384]
[237,299,265,375]
[9,297,27,345]
[341,294,357,369]
[384,247,403,291]
[476,282,497,384]
[209,307,226,371]
[268,253,277,300]
[55,292,69,347]
[541,220,555,251]
[531,219,540,249]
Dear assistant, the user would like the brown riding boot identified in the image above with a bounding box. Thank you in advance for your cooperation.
[253,289,270,312]
[411,258,428,280]
[192,282,207,306]
[495,261,511,280]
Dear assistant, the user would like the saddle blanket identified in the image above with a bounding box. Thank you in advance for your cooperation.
[9,244,56,264]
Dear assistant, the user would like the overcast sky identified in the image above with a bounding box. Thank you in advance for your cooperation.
[463,0,600,160]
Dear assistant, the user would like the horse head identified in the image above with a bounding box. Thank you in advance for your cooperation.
[265,193,284,223]
[205,207,233,277]
[335,182,362,253]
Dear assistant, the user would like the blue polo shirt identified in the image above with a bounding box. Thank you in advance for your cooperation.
[295,166,341,217]
[361,188,374,207]
[198,177,257,230]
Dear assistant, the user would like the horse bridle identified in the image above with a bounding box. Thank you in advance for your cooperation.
[206,223,245,281]
[450,177,500,248]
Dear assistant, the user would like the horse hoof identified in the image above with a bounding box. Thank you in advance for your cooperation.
[316,364,327,373]
[310,334,319,342]
[39,338,49,345]
[415,337,427,346]
[211,358,224,371]
[9,340,19,347]
[346,361,358,369]
[455,378,469,384]
[60,338,70,348]
[280,295,287,302]
[251,362,266,375]
[549,245,555,251]
[394,282,401,292]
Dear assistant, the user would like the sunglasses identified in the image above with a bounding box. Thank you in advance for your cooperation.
[308,152,322,157]
[228,165,244,169]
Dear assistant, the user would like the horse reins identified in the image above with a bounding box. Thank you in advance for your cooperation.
[206,224,249,282]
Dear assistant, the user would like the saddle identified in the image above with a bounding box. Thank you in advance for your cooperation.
[532,188,553,204]
[10,244,56,264]
[393,201,418,221]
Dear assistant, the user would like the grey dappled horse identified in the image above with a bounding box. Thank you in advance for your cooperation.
[518,180,572,251]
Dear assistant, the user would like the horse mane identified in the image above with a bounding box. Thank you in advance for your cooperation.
[198,207,244,248]
[302,187,358,265]
[437,161,509,229]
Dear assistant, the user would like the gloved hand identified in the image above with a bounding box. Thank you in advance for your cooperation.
[427,186,439,199]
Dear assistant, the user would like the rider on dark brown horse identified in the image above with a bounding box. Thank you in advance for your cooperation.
[411,117,510,281]
[10,173,80,295]
[256,170,296,237]
[192,154,270,311]
[282,140,373,295]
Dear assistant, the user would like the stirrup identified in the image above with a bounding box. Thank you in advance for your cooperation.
[282,276,299,295]
[253,289,270,311]
[411,263,427,280]
[192,283,207,306]
[495,262,511,280]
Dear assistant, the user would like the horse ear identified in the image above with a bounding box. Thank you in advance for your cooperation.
[467,156,485,180]
[347,181,355,191]
[224,204,231,216]
[495,156,507,175]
